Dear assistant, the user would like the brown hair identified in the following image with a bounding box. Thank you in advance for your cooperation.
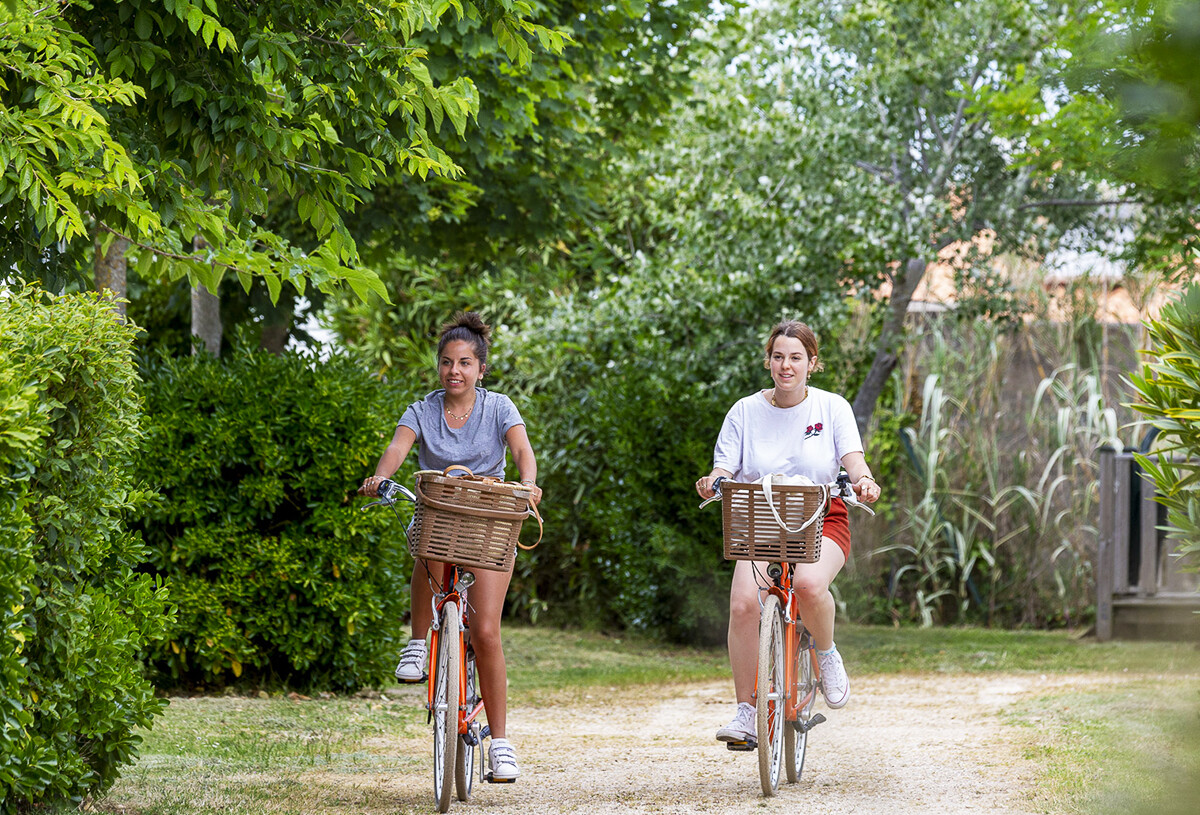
[764,320,824,372]
[437,311,492,372]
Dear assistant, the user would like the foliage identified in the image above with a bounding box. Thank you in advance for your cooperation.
[985,0,1200,274]
[351,0,714,265]
[0,287,171,812]
[682,0,1101,433]
[1128,283,1200,563]
[870,314,1126,628]
[132,348,411,689]
[327,0,714,379]
[0,0,565,299]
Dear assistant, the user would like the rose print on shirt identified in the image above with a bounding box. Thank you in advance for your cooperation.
[805,422,823,440]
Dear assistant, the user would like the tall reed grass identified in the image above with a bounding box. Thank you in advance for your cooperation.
[854,301,1131,629]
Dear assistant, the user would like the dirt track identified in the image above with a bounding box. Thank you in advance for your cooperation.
[371,673,1056,815]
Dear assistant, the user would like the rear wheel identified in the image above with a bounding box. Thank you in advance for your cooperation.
[756,594,784,796]
[455,645,478,801]
[785,629,815,783]
[432,604,460,813]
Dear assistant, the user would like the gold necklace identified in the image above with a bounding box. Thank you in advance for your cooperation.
[771,385,808,408]
[445,401,474,421]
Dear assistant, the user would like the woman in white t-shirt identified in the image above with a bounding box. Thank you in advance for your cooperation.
[359,311,541,782]
[695,320,880,745]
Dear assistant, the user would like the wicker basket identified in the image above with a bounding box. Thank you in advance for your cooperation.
[409,467,539,572]
[721,480,829,563]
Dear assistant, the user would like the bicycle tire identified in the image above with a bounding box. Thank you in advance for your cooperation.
[433,603,460,813]
[785,629,814,783]
[455,646,478,801]
[757,593,785,796]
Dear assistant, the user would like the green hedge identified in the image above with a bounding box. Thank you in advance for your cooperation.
[0,287,170,813]
[133,349,409,690]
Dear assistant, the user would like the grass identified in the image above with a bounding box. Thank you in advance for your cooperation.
[1008,676,1200,814]
[93,624,1199,815]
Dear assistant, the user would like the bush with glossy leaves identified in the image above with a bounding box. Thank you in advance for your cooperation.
[133,348,411,690]
[0,287,170,812]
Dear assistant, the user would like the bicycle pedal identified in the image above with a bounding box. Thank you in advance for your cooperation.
[395,673,428,685]
[484,772,517,784]
[725,740,757,752]
[793,713,826,734]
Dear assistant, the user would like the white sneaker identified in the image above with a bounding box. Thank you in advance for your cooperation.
[715,702,756,743]
[488,737,520,781]
[393,638,427,683]
[817,648,850,709]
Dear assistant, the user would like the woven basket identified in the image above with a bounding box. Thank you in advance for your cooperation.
[721,480,829,563]
[409,467,540,572]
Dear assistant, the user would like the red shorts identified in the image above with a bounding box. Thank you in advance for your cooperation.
[822,497,851,560]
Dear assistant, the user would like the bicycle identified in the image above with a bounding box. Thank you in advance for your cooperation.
[703,472,874,796]
[363,477,508,812]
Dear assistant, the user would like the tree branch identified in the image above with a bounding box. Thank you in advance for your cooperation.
[1019,198,1143,210]
[96,222,243,273]
[854,159,895,183]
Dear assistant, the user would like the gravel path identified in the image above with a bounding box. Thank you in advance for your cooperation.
[373,673,1052,814]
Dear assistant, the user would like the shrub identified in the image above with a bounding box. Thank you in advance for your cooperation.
[132,348,409,689]
[0,287,170,813]
[1129,282,1200,563]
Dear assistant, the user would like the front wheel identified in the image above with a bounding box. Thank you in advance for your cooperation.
[455,645,478,801]
[432,604,460,813]
[757,593,784,796]
[785,629,815,783]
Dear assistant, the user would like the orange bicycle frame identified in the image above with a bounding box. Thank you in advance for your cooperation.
[425,563,486,735]
[769,566,818,723]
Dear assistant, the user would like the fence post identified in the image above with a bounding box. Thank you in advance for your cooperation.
[1139,467,1160,598]
[1096,446,1116,641]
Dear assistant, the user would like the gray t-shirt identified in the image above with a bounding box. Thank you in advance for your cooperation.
[398,387,524,478]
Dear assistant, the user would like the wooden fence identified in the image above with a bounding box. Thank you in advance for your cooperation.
[1097,446,1200,641]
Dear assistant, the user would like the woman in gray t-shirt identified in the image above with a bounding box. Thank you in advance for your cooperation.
[359,312,541,783]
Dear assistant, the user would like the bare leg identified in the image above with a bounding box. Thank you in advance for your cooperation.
[410,559,436,639]
[729,560,769,705]
[466,566,513,739]
[790,539,846,651]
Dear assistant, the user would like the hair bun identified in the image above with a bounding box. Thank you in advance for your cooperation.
[443,311,491,344]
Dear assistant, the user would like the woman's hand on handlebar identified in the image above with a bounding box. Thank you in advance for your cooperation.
[695,472,728,500]
[853,475,881,503]
[359,475,387,497]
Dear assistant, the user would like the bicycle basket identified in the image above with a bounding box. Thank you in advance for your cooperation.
[409,466,541,572]
[721,481,829,563]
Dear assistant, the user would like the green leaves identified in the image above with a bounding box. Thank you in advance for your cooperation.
[132,349,409,689]
[0,287,171,811]
[1,0,570,304]
[1128,283,1200,560]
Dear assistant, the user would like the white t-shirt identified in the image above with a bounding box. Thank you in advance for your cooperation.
[712,387,863,485]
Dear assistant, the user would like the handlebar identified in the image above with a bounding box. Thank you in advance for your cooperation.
[360,478,416,510]
[699,472,875,516]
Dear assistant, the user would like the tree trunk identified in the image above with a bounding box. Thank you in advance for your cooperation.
[191,285,222,356]
[190,237,222,356]
[851,257,928,438]
[94,235,131,320]
[259,294,295,355]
